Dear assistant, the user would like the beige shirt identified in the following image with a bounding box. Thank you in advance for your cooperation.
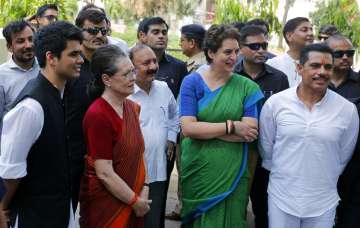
[186,52,207,73]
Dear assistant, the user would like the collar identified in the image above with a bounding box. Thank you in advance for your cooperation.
[329,69,359,89]
[293,85,330,107]
[347,69,359,82]
[8,57,38,72]
[236,60,274,79]
[159,53,170,64]
[134,81,153,94]
[187,52,205,66]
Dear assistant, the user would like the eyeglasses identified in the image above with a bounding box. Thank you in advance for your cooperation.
[333,50,355,58]
[318,35,329,41]
[82,27,108,36]
[42,15,58,22]
[243,42,268,51]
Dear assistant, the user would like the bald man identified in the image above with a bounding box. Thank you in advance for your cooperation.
[326,35,360,99]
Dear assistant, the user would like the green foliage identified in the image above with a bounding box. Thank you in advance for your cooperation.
[215,0,282,35]
[0,0,78,27]
[310,0,360,47]
[102,0,199,25]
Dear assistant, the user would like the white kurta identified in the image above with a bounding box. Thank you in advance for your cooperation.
[128,80,179,183]
[259,87,359,217]
[266,53,301,87]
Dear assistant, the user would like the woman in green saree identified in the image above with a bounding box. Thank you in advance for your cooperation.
[179,24,264,228]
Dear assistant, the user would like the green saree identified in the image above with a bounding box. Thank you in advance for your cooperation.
[180,73,263,228]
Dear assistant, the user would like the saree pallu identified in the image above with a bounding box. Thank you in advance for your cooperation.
[80,100,145,228]
[181,74,263,228]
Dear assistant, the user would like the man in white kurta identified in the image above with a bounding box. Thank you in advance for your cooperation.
[128,44,179,228]
[259,43,359,228]
[267,17,314,87]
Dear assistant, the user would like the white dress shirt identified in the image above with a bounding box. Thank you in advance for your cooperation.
[266,52,301,87]
[0,58,39,112]
[128,80,179,183]
[0,98,75,228]
[259,87,359,217]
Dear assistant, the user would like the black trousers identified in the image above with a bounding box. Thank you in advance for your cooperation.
[144,181,167,228]
[160,152,176,227]
[250,160,270,228]
[70,159,84,212]
[335,201,360,228]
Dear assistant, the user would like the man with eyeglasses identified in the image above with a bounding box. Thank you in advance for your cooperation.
[128,44,179,228]
[325,35,360,99]
[260,43,359,228]
[62,9,108,212]
[234,25,289,228]
[35,4,58,29]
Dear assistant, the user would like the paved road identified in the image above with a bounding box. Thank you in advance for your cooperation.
[75,166,255,228]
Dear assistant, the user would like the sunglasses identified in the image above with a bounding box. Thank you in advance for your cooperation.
[83,27,108,36]
[243,42,268,51]
[318,35,329,41]
[42,15,58,22]
[333,50,355,58]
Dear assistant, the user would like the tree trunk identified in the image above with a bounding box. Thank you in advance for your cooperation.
[277,0,295,49]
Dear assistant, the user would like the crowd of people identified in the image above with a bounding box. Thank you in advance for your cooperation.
[0,3,359,228]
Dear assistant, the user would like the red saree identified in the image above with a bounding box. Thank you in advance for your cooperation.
[80,99,145,228]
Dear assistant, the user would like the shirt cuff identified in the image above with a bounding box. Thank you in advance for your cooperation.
[168,131,178,143]
[0,161,27,179]
[261,159,272,171]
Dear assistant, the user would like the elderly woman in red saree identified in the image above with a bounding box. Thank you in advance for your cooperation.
[79,45,151,228]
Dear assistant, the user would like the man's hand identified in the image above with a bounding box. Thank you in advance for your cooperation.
[0,203,9,228]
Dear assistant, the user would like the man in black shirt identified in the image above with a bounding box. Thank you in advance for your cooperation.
[327,35,360,228]
[138,17,187,98]
[235,25,289,228]
[326,35,360,99]
[64,9,107,211]
[138,17,187,227]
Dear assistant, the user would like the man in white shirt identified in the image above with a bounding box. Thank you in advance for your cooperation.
[267,17,314,87]
[0,20,40,216]
[0,20,39,115]
[128,44,179,228]
[259,43,359,228]
[0,21,83,228]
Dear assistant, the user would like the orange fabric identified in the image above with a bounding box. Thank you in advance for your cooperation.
[80,99,145,228]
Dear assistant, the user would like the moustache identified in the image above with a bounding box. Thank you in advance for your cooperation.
[146,69,158,75]
[313,74,329,81]
[23,48,33,53]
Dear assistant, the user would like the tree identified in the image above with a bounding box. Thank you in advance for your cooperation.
[277,0,296,48]
[214,0,281,36]
[310,0,360,47]
[0,0,78,27]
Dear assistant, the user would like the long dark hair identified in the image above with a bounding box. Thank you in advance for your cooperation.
[87,44,127,100]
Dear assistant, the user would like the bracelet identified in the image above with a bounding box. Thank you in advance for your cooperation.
[225,121,229,135]
[229,120,235,134]
[128,193,138,206]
